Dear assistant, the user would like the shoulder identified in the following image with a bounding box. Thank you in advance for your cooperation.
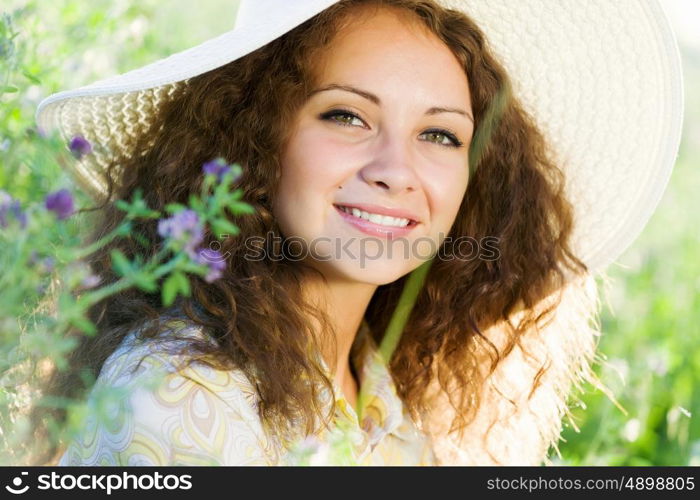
[59,319,280,466]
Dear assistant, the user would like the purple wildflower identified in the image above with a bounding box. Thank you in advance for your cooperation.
[157,209,204,257]
[194,248,227,283]
[0,190,28,229]
[29,251,55,274]
[81,273,102,289]
[202,158,231,181]
[44,189,75,220]
[69,135,92,159]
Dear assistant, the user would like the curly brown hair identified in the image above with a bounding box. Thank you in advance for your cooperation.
[28,0,601,465]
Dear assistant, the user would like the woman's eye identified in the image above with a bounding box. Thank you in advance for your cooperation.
[319,110,462,148]
[320,109,366,128]
[421,129,463,148]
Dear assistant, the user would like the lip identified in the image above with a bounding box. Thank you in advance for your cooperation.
[333,204,420,239]
[333,202,421,224]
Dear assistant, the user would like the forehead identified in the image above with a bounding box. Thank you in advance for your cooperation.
[311,5,468,93]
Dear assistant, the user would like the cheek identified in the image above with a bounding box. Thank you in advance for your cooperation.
[425,166,469,227]
[281,130,358,197]
[275,130,356,230]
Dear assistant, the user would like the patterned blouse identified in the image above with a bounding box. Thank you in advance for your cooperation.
[57,318,436,466]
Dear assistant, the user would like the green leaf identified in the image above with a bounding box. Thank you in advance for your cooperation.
[165,203,186,215]
[131,232,150,248]
[211,219,240,238]
[162,273,179,306]
[114,199,129,212]
[22,71,41,84]
[132,272,157,293]
[71,316,97,336]
[228,190,243,201]
[187,195,204,213]
[161,272,189,306]
[115,190,160,219]
[110,249,131,277]
[229,201,255,215]
[1,86,18,93]
[115,220,133,237]
[173,271,190,297]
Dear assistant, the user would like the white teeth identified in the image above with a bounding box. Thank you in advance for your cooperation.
[368,213,383,224]
[338,206,411,228]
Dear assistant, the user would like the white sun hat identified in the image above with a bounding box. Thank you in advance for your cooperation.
[35,0,684,275]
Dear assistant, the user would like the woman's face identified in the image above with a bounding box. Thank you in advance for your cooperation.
[274,7,473,284]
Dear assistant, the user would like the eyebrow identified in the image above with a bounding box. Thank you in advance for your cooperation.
[309,83,474,123]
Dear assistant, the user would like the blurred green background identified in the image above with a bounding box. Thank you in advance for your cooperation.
[1,0,698,465]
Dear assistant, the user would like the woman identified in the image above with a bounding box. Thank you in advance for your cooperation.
[31,0,682,465]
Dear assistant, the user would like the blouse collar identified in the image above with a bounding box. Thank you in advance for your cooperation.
[317,319,416,453]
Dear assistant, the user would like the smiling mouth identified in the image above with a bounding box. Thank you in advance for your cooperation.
[333,204,419,228]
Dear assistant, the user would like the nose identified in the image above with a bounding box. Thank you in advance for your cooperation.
[359,131,419,195]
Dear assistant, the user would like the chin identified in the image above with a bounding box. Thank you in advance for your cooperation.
[315,258,420,286]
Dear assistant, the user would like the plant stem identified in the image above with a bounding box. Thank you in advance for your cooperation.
[68,223,126,261]
[76,276,134,308]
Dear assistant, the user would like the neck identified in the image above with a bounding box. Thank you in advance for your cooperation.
[302,273,377,401]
